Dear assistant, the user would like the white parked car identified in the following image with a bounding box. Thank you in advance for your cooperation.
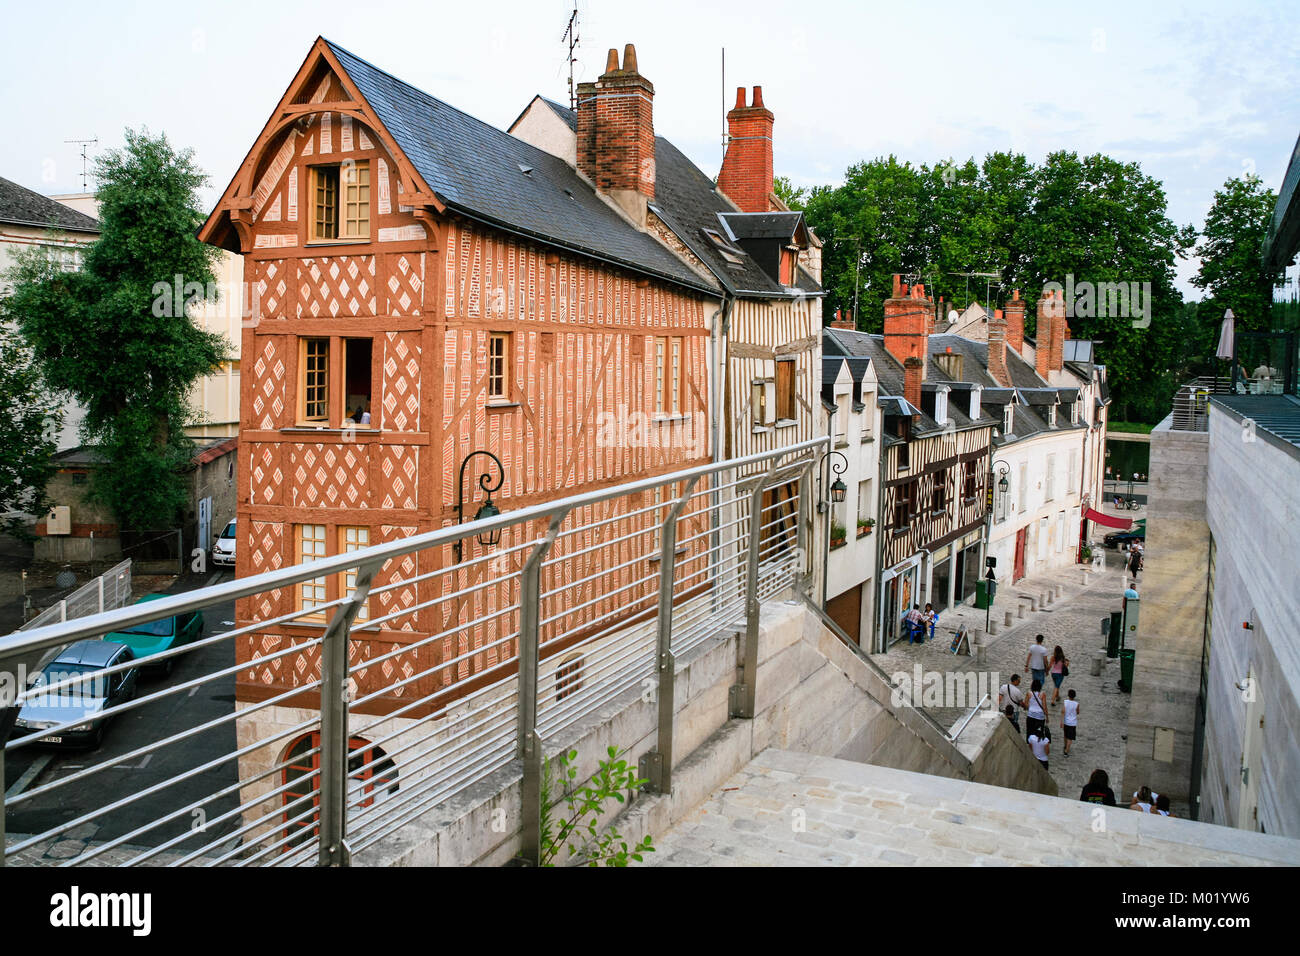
[212,519,237,567]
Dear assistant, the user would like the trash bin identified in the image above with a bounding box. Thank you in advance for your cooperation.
[976,580,992,609]
[1118,648,1135,693]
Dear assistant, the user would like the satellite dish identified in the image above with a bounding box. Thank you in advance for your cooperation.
[947,309,959,323]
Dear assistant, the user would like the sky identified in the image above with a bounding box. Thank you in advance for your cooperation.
[3,0,1297,300]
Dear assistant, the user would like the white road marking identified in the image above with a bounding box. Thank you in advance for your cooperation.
[5,753,54,798]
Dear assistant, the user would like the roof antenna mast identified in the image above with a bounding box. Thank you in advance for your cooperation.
[721,47,727,163]
[563,4,580,110]
[65,136,98,192]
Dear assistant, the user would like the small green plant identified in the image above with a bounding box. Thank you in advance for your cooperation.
[1080,544,1094,562]
[538,745,655,867]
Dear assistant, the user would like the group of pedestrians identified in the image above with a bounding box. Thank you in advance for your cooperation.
[1077,772,1175,816]
[998,635,1078,772]
[904,603,938,644]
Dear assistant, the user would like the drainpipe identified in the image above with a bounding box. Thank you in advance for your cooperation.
[709,298,732,609]
[872,411,888,653]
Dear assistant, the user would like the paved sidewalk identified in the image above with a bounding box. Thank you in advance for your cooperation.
[873,558,1140,811]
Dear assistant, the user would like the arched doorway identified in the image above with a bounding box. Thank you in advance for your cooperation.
[281,733,398,850]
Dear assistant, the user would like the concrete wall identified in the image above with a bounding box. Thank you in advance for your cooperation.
[1121,415,1209,815]
[361,599,1054,866]
[1200,402,1300,837]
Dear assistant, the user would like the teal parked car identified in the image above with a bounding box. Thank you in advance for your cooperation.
[106,594,204,676]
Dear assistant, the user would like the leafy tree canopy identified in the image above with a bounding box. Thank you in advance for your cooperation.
[1192,173,1277,334]
[0,326,61,539]
[3,128,230,530]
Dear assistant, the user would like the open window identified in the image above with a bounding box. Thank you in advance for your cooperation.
[297,336,373,427]
[344,338,372,426]
[776,359,796,423]
[310,161,370,242]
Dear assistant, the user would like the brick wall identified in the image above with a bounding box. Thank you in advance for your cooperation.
[717,86,775,213]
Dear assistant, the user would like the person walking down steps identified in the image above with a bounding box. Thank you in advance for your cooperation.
[1061,689,1079,757]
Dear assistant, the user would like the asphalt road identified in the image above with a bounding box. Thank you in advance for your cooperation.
[4,573,242,861]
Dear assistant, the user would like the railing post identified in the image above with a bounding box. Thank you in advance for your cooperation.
[0,744,6,867]
[97,576,104,614]
[517,512,566,866]
[731,461,779,719]
[317,558,382,867]
[640,476,698,794]
[791,462,814,599]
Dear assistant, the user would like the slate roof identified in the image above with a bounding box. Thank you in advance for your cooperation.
[0,176,100,233]
[538,91,811,299]
[825,326,1094,444]
[324,42,717,295]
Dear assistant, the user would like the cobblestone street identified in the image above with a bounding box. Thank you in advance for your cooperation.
[873,553,1143,810]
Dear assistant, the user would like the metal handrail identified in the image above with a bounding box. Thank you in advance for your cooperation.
[1,437,825,867]
[950,693,992,740]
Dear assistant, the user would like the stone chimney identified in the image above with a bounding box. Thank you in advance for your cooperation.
[829,308,855,330]
[1036,290,1068,379]
[717,86,774,213]
[883,274,931,377]
[576,44,655,223]
[904,357,924,421]
[1004,289,1026,353]
[987,308,1010,387]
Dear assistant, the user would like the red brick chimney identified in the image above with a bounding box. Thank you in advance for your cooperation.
[829,308,855,330]
[1036,290,1067,379]
[883,274,931,376]
[904,357,924,421]
[717,86,774,213]
[576,44,655,219]
[1004,289,1026,353]
[987,308,1010,386]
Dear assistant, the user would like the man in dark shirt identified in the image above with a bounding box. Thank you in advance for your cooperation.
[1079,768,1117,806]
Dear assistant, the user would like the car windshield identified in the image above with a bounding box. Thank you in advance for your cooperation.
[117,617,174,637]
[220,522,236,538]
[32,662,108,698]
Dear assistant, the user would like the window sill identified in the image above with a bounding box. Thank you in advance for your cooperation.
[305,237,370,247]
[647,547,689,563]
[752,425,774,434]
[860,435,874,444]
[834,439,850,448]
[652,414,688,424]
[485,401,520,410]
[774,418,798,429]
[283,426,380,435]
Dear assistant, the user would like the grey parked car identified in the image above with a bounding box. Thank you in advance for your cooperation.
[10,640,139,748]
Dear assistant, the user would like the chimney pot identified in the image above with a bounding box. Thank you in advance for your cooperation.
[718,78,776,212]
[604,48,619,73]
[734,86,746,109]
[892,274,903,298]
[752,85,764,108]
[623,43,638,73]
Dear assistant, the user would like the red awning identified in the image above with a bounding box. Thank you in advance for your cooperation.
[1084,508,1132,530]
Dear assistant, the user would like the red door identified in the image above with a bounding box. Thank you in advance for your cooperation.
[1013,527,1028,583]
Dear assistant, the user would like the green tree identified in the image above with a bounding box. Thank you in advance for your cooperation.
[1192,173,1277,333]
[3,129,229,530]
[0,326,61,539]
[773,175,807,211]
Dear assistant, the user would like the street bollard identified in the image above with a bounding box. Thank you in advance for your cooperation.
[1018,604,1026,619]
[1041,590,1050,607]
[1028,597,1037,612]
[1005,611,1013,627]
[989,618,999,636]
[1091,650,1105,677]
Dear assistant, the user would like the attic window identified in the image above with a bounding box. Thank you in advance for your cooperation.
[1003,404,1014,435]
[701,228,745,267]
[518,164,533,175]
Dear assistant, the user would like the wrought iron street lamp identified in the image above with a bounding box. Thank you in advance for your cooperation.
[818,450,849,513]
[454,450,505,561]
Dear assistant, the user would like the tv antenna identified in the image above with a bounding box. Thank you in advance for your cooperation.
[562,4,580,109]
[948,270,1002,308]
[65,136,99,192]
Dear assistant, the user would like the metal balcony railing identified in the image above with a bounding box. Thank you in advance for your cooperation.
[1,438,824,867]
[1169,377,1230,431]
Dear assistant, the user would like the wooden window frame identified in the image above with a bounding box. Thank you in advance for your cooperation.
[309,161,370,243]
[655,336,684,418]
[338,526,370,622]
[296,336,374,428]
[488,332,510,402]
[294,523,329,623]
[299,337,331,425]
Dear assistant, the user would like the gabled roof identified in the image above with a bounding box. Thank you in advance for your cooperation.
[0,176,100,233]
[323,41,717,295]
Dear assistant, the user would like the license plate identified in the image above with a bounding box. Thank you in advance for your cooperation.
[39,736,63,744]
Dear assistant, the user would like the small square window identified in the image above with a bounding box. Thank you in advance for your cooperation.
[310,162,370,241]
[489,332,510,400]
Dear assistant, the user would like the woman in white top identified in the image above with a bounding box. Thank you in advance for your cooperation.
[1061,689,1079,756]
[1028,730,1050,771]
[1025,679,1048,739]
[1131,785,1157,812]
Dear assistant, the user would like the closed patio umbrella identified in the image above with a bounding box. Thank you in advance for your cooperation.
[1215,308,1235,360]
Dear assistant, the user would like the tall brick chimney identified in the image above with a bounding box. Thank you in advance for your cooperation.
[883,274,931,376]
[1036,290,1068,379]
[829,308,855,330]
[987,308,1010,387]
[576,44,655,222]
[1004,289,1026,354]
[904,358,924,421]
[717,86,774,213]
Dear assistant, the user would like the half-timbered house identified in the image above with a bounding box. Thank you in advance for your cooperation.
[200,38,731,813]
[825,278,996,651]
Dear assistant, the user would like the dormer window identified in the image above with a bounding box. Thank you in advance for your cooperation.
[701,228,745,267]
[310,161,370,241]
[1047,405,1057,428]
[934,387,949,425]
[969,386,982,420]
[1003,404,1014,435]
